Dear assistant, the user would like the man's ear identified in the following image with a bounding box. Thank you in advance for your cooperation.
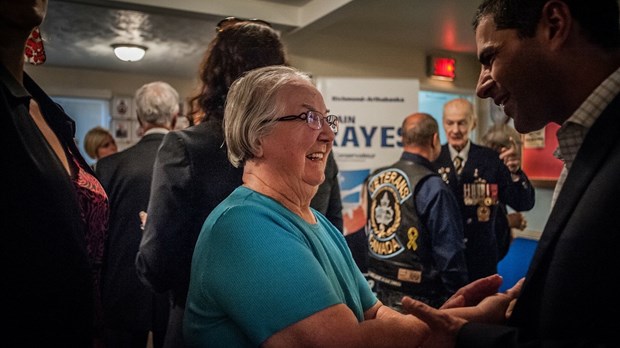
[541,0,572,50]
[431,132,440,149]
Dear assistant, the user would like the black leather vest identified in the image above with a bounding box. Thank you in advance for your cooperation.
[366,159,444,296]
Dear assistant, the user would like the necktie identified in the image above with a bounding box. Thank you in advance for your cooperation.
[453,156,463,175]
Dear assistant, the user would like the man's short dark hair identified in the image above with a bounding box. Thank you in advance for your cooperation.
[472,0,619,49]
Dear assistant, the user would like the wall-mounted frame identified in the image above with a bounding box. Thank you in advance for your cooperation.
[111,96,133,119]
[521,123,563,188]
[111,119,132,142]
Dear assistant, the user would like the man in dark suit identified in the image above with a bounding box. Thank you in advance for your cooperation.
[97,81,180,348]
[433,98,535,282]
[403,0,620,346]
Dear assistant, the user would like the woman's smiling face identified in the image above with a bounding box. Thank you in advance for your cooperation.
[260,79,335,192]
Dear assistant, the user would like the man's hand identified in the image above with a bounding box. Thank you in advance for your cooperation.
[507,212,527,230]
[499,136,521,174]
[402,298,466,348]
[457,277,523,323]
[402,277,524,347]
[139,211,148,231]
[440,274,503,309]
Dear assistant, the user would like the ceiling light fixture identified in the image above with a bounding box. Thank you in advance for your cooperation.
[112,44,148,62]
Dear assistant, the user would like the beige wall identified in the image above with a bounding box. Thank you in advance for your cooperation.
[24,40,490,135]
[24,65,199,100]
[284,35,489,137]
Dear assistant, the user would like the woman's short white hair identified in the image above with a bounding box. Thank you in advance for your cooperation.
[224,65,312,167]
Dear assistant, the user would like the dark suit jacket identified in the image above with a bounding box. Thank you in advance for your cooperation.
[135,119,243,307]
[135,119,244,346]
[2,66,94,346]
[96,132,168,331]
[457,94,620,347]
[434,143,535,281]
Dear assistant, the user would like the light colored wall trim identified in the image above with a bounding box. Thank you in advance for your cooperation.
[514,228,542,241]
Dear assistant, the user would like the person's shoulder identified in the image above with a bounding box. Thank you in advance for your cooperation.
[369,165,388,176]
[165,121,225,149]
[470,143,502,162]
[95,150,122,169]
[471,142,496,154]
[433,145,451,164]
[204,189,278,238]
[418,172,445,191]
[213,187,268,214]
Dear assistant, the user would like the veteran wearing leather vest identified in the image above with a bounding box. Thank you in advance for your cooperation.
[366,113,468,309]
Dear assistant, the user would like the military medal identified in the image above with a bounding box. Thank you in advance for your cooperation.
[484,197,493,206]
[477,205,491,222]
[462,169,499,222]
[437,167,451,184]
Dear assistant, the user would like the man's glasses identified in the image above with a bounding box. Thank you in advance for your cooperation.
[216,17,272,33]
[275,111,339,135]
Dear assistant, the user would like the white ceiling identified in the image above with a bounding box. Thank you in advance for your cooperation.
[40,0,481,78]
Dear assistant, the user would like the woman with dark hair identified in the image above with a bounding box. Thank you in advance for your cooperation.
[188,18,289,125]
[135,19,288,347]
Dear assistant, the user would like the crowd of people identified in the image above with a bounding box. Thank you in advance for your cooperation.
[5,0,619,346]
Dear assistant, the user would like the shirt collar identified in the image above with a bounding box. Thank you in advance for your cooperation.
[448,140,471,161]
[556,66,620,165]
[0,64,30,102]
[562,66,620,129]
[143,127,169,136]
[401,152,433,170]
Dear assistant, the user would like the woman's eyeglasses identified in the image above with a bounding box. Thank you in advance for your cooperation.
[216,17,272,33]
[275,111,339,135]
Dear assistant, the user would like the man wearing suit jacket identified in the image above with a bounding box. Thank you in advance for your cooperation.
[97,81,180,348]
[434,98,535,282]
[403,0,620,346]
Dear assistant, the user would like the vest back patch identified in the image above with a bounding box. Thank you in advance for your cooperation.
[367,168,412,258]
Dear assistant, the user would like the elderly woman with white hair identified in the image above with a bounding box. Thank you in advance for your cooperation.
[182,64,522,347]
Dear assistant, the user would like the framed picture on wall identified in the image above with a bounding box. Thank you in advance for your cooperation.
[111,96,133,119]
[111,119,132,142]
[521,123,563,188]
